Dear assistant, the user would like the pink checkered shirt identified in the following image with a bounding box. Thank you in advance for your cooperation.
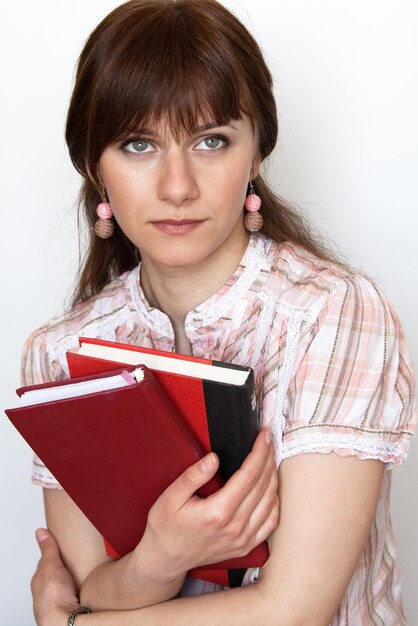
[22,234,416,624]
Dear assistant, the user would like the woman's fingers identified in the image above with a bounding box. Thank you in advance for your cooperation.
[207,429,275,518]
[236,466,280,552]
[232,438,278,520]
[188,429,277,557]
[251,496,280,549]
[33,528,76,588]
[157,428,272,519]
[141,428,278,574]
[34,528,62,566]
[154,451,220,511]
[32,529,80,626]
[203,436,278,556]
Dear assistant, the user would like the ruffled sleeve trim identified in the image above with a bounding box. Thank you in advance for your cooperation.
[282,431,413,468]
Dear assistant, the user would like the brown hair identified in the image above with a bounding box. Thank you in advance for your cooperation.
[66,0,341,305]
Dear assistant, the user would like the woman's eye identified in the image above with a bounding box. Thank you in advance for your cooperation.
[124,140,154,154]
[195,136,227,151]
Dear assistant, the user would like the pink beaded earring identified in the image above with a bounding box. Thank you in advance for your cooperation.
[94,197,115,239]
[244,182,263,232]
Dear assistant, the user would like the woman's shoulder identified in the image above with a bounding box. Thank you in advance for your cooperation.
[266,238,389,321]
[274,239,356,292]
[260,238,411,384]
[21,267,139,385]
[266,243,416,467]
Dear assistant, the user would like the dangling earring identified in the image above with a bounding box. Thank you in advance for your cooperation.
[244,182,263,232]
[94,192,115,239]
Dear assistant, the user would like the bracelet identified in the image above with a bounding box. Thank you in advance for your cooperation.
[67,606,92,626]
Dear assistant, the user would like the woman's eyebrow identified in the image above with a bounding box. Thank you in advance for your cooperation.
[125,127,158,138]
[122,122,238,141]
[194,122,238,132]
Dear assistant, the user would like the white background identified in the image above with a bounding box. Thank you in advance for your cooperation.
[1,1,417,623]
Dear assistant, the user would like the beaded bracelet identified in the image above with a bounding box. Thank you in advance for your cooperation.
[67,606,92,625]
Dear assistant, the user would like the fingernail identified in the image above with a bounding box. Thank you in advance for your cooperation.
[36,528,49,543]
[264,429,271,445]
[200,452,216,473]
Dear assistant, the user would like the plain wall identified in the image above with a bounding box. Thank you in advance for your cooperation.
[1,1,417,623]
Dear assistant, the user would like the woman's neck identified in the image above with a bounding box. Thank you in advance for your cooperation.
[139,231,249,328]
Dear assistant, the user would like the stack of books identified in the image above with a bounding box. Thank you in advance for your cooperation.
[6,338,268,587]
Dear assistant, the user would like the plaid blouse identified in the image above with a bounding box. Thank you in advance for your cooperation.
[22,233,416,624]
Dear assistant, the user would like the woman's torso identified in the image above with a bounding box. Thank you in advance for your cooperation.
[23,234,415,624]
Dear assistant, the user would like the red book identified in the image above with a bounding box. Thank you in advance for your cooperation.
[66,338,269,586]
[6,360,268,587]
[6,367,222,544]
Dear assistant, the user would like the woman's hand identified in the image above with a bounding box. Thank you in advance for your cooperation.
[32,529,80,626]
[44,428,278,614]
[135,428,279,582]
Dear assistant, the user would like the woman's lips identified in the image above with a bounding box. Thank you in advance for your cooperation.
[151,219,205,234]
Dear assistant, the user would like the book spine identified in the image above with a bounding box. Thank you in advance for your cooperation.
[202,371,259,482]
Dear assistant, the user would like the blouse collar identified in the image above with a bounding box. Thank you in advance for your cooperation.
[129,233,272,334]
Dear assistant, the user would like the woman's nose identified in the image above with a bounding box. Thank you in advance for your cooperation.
[156,148,199,207]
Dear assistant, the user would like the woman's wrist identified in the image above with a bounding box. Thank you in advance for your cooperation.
[129,535,188,585]
[132,540,187,586]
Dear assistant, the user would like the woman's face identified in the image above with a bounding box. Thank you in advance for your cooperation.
[98,115,261,273]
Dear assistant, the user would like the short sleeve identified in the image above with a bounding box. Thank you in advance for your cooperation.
[281,275,416,467]
[21,325,66,489]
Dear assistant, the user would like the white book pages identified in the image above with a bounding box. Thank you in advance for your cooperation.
[19,368,144,407]
[75,344,249,385]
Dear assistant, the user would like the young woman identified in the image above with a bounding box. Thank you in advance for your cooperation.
[27,0,416,624]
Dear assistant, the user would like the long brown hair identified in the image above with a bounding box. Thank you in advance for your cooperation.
[66,0,341,306]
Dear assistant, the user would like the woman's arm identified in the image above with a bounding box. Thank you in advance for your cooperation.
[36,452,384,626]
[43,489,186,609]
[44,429,278,611]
